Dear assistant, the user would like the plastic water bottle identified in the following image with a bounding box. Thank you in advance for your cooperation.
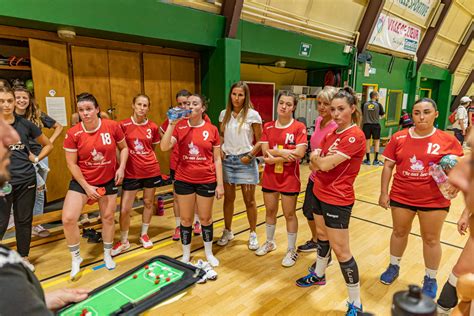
[0,182,12,196]
[428,163,456,200]
[167,107,191,120]
[156,196,164,216]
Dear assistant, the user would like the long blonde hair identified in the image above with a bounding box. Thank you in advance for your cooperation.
[14,87,43,128]
[220,81,253,134]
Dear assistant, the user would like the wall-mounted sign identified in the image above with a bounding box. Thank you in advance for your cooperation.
[299,42,312,57]
[369,13,421,55]
[392,0,433,21]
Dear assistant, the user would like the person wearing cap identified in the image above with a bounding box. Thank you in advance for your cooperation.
[452,96,470,145]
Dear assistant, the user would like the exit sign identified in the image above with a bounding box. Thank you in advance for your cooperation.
[299,42,312,57]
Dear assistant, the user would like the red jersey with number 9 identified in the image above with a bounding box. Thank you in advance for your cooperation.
[63,119,125,185]
[171,119,220,184]
[120,117,161,179]
[382,128,463,207]
[313,125,365,205]
[260,119,307,193]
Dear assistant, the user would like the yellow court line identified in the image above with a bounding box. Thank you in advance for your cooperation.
[357,166,383,177]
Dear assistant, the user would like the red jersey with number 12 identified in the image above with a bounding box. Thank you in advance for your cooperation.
[120,117,161,179]
[383,128,463,207]
[260,119,307,193]
[313,125,365,205]
[63,119,125,185]
[172,119,220,184]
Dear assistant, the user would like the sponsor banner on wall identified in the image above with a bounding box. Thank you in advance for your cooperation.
[392,0,434,21]
[369,13,421,55]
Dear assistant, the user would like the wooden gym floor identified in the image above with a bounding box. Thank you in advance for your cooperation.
[34,163,468,315]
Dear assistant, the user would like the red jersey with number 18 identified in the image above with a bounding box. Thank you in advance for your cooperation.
[260,119,307,193]
[63,119,125,185]
[172,119,220,184]
[382,128,463,207]
[313,125,365,206]
[120,117,161,179]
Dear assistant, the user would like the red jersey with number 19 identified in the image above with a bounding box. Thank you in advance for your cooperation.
[313,125,365,206]
[63,119,125,185]
[382,128,463,208]
[120,117,161,179]
[260,119,307,193]
[172,119,220,184]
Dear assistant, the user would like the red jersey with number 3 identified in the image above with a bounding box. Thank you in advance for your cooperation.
[383,128,463,207]
[63,119,125,185]
[313,125,365,205]
[172,119,220,184]
[260,119,307,193]
[120,117,161,179]
[161,114,211,171]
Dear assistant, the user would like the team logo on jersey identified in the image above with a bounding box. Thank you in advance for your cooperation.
[91,148,105,163]
[188,142,200,156]
[133,138,145,154]
[409,155,424,171]
[348,137,356,143]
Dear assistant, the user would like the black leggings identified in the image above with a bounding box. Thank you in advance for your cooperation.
[0,178,36,257]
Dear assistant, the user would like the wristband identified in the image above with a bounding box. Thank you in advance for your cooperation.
[34,156,39,163]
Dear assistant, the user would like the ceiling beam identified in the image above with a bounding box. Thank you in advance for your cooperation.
[451,69,473,111]
[416,0,452,71]
[448,23,473,73]
[220,0,244,38]
[356,0,385,53]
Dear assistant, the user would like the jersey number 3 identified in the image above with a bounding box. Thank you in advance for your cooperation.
[100,133,112,145]
[427,143,440,155]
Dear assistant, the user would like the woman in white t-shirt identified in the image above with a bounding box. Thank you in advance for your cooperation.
[217,81,263,250]
[452,101,469,145]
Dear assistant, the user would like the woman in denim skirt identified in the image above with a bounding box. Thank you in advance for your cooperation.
[217,81,263,250]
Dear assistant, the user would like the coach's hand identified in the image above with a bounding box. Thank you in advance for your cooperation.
[45,288,89,311]
[378,192,390,209]
[215,184,224,200]
[115,167,125,185]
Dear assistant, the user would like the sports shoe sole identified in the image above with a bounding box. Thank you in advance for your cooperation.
[296,280,326,287]
[297,247,318,253]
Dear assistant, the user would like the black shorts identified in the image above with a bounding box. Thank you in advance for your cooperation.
[362,123,381,140]
[390,199,450,212]
[174,180,216,197]
[169,169,175,182]
[302,179,317,220]
[122,176,162,191]
[262,187,299,196]
[68,178,118,196]
[313,194,353,229]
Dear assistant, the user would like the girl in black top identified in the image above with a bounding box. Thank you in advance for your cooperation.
[14,87,63,238]
[0,87,53,272]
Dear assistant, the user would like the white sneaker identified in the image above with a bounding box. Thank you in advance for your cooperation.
[436,305,451,316]
[255,240,276,256]
[32,225,50,238]
[216,229,234,246]
[22,257,35,272]
[195,259,218,281]
[248,232,259,250]
[111,240,130,256]
[281,248,299,267]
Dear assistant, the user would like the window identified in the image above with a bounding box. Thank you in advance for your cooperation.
[385,90,403,126]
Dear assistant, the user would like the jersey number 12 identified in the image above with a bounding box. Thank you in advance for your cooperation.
[427,143,440,155]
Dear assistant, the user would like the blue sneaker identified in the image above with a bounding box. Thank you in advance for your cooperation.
[346,302,363,316]
[295,272,326,287]
[362,159,371,165]
[380,264,400,285]
[422,275,438,299]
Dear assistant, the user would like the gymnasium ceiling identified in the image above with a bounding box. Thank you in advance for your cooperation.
[171,0,473,95]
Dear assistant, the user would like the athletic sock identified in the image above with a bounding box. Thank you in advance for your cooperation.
[201,223,213,242]
[390,255,401,266]
[68,243,82,262]
[339,257,361,308]
[103,242,116,270]
[175,217,181,227]
[437,273,458,309]
[287,232,297,251]
[315,240,331,277]
[194,213,200,224]
[366,153,370,161]
[204,241,219,266]
[141,224,149,236]
[425,268,437,279]
[266,223,276,241]
[120,230,129,243]
[374,152,379,161]
[181,244,191,263]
